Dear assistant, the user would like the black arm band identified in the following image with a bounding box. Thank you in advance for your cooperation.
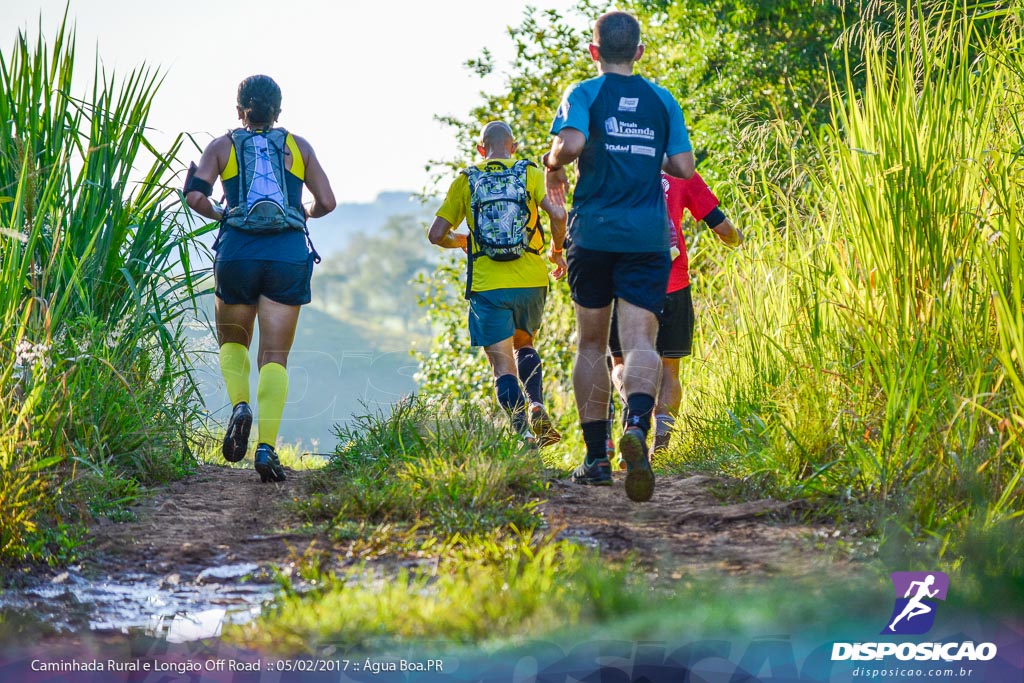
[185,175,214,197]
[702,207,727,228]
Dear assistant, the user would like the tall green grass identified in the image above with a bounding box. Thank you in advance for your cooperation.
[670,1,1024,556]
[0,18,207,564]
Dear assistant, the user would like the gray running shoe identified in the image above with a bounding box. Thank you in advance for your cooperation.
[652,429,671,456]
[519,428,540,452]
[571,457,612,486]
[619,426,654,502]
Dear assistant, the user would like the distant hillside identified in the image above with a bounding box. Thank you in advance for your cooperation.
[187,294,421,451]
[307,191,438,257]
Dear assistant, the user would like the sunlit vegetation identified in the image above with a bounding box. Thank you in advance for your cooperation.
[418,0,1024,569]
[0,19,208,564]
[295,397,547,538]
[3,0,1021,653]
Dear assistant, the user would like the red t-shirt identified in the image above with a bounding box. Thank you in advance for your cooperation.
[663,171,720,292]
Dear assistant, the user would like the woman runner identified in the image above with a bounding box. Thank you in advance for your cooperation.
[185,74,336,482]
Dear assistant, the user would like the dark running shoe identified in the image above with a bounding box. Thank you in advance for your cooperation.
[254,443,286,483]
[571,457,612,486]
[652,429,671,456]
[222,402,252,463]
[619,426,655,502]
[528,402,561,447]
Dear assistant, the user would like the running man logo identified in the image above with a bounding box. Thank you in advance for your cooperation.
[882,571,950,635]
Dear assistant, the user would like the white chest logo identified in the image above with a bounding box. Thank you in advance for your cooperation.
[618,97,639,112]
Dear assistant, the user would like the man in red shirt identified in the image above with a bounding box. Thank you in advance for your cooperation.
[608,171,743,456]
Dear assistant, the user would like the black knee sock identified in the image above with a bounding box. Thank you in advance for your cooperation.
[515,347,543,405]
[495,374,527,430]
[582,420,610,464]
[625,393,656,437]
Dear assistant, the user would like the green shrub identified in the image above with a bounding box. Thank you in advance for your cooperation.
[299,397,548,539]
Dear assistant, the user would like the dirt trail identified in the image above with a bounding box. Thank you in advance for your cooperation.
[87,464,841,580]
[88,464,317,576]
[542,472,843,577]
[0,462,845,646]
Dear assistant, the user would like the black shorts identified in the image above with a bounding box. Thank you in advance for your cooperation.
[609,286,694,359]
[566,243,671,315]
[214,257,313,306]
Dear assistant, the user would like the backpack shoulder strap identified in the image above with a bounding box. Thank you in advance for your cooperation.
[512,159,543,254]
[229,127,249,149]
[229,129,249,209]
[512,159,533,193]
[265,127,288,149]
[461,166,485,210]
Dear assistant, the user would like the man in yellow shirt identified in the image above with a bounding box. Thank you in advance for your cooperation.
[428,121,567,446]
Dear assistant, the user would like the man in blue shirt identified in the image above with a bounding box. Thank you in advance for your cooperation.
[544,10,695,502]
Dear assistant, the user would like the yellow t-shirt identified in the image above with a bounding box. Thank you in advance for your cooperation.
[436,159,549,293]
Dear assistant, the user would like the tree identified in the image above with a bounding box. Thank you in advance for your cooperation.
[315,214,435,333]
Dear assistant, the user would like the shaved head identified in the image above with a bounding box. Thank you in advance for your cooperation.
[479,121,515,149]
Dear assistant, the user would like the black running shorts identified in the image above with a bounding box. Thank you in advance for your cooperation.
[609,286,694,359]
[566,242,671,315]
[214,257,313,306]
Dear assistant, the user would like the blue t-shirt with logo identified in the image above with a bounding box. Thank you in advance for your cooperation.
[550,73,691,252]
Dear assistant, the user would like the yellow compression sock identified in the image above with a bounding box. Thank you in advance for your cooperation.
[256,362,289,447]
[218,342,251,405]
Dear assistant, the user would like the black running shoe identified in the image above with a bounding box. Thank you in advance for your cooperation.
[222,402,252,463]
[254,443,286,482]
[571,457,612,486]
[619,426,655,502]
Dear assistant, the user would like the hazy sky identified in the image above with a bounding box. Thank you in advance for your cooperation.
[1,0,588,202]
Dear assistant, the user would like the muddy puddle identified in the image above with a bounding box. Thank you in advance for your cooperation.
[556,527,602,549]
[0,562,297,643]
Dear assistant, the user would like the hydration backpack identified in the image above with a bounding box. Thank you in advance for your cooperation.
[462,159,539,261]
[222,128,307,233]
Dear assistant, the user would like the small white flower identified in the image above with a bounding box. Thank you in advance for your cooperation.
[14,340,51,367]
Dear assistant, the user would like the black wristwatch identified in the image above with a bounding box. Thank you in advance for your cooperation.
[541,152,563,172]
